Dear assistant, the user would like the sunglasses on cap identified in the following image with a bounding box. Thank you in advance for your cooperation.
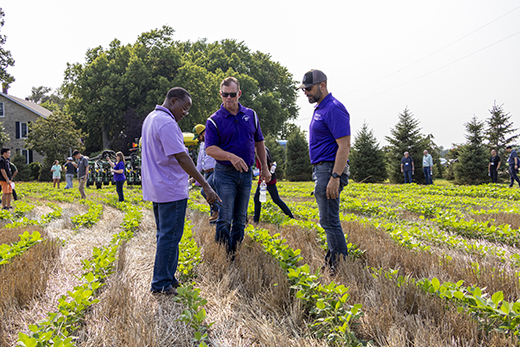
[221,92,238,98]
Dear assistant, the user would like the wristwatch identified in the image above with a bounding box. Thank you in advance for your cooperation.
[331,172,340,179]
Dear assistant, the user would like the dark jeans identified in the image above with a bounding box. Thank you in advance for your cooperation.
[403,170,412,184]
[214,163,252,254]
[509,166,520,187]
[312,161,348,267]
[115,180,125,202]
[253,183,294,223]
[200,170,218,214]
[423,167,433,185]
[151,199,187,292]
[490,170,498,184]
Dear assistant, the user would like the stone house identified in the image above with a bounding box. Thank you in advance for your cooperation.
[0,91,50,164]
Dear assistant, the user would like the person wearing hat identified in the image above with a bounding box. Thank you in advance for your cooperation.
[72,150,89,199]
[206,76,271,257]
[64,157,77,189]
[300,69,350,275]
[190,124,219,223]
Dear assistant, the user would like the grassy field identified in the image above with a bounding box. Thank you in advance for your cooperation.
[1,181,520,346]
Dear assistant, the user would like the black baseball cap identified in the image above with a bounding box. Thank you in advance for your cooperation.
[297,69,327,89]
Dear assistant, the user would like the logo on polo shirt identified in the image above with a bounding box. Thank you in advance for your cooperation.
[314,113,322,120]
[242,115,250,122]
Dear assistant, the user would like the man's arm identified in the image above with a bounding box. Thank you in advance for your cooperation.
[206,145,250,172]
[174,151,220,204]
[412,159,415,171]
[401,162,404,173]
[327,135,350,199]
[1,168,10,182]
[254,141,271,183]
[497,158,501,170]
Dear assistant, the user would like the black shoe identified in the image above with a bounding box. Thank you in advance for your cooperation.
[151,286,178,296]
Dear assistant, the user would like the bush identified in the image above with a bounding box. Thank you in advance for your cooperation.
[11,154,31,181]
[29,162,42,181]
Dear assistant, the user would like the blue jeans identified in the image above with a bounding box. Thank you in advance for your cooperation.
[253,183,294,223]
[312,161,348,267]
[115,180,124,202]
[214,163,252,254]
[65,174,74,189]
[423,167,432,185]
[509,166,520,187]
[403,170,412,184]
[151,199,187,292]
[200,170,218,214]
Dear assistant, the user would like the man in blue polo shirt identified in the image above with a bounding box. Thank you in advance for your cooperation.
[506,145,520,188]
[206,77,271,256]
[300,69,350,274]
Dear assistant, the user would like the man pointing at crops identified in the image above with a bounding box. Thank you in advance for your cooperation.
[300,69,350,275]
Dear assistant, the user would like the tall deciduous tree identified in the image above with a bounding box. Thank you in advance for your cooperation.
[0,8,14,88]
[350,122,387,183]
[453,116,489,185]
[385,108,432,184]
[25,111,85,181]
[62,26,298,154]
[286,127,311,181]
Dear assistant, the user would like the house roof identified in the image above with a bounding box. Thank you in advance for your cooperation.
[0,92,52,119]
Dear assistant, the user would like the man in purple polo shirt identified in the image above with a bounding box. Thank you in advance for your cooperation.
[300,69,350,275]
[142,87,219,295]
[206,77,271,256]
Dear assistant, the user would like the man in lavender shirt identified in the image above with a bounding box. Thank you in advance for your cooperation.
[142,87,219,295]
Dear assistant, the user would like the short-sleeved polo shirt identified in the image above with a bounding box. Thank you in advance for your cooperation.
[508,150,518,166]
[401,156,414,171]
[141,105,189,203]
[205,103,264,167]
[309,93,351,164]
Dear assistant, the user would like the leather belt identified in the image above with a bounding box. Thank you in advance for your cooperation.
[313,161,334,167]
[205,168,214,173]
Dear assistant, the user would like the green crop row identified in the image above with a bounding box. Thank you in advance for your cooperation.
[0,231,42,266]
[70,201,103,229]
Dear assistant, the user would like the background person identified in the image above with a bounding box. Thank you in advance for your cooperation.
[253,146,294,223]
[72,150,89,199]
[51,160,62,188]
[506,145,520,188]
[422,150,433,185]
[189,123,219,223]
[400,151,414,184]
[206,76,270,256]
[300,69,350,274]
[142,87,219,295]
[64,157,76,189]
[0,148,12,209]
[107,151,126,202]
[488,149,501,184]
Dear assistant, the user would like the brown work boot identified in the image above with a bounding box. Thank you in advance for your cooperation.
[209,211,219,223]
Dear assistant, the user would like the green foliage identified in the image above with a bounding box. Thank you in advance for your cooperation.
[286,127,311,181]
[0,231,42,266]
[0,121,10,148]
[0,8,15,88]
[12,154,31,181]
[385,108,433,184]
[29,162,42,181]
[349,121,387,183]
[264,134,286,179]
[453,116,489,185]
[62,27,298,153]
[71,200,103,229]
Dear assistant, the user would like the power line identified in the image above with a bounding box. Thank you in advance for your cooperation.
[341,4,520,97]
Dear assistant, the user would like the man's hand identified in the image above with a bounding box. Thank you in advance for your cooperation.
[230,154,249,172]
[326,177,340,199]
[202,184,221,204]
[260,169,271,183]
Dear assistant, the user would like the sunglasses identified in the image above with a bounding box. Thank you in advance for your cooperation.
[221,92,238,98]
[301,85,315,92]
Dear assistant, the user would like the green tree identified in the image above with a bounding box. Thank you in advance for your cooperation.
[0,8,14,88]
[286,127,311,181]
[62,26,298,154]
[385,108,432,184]
[11,154,31,181]
[0,121,10,147]
[453,116,489,185]
[264,134,286,179]
[350,122,387,183]
[27,86,66,112]
[25,111,85,181]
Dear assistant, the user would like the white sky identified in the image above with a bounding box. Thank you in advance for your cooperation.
[2,0,520,149]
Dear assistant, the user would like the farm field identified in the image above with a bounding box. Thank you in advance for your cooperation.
[1,181,520,346]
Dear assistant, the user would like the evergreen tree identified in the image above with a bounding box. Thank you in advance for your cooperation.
[453,116,489,185]
[11,153,31,181]
[286,127,311,181]
[264,134,286,179]
[350,122,387,183]
[385,108,431,184]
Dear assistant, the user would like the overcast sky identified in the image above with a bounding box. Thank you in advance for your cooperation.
[2,0,519,149]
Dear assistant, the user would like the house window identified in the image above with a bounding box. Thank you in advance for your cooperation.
[0,103,4,117]
[15,121,30,139]
[16,149,33,164]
